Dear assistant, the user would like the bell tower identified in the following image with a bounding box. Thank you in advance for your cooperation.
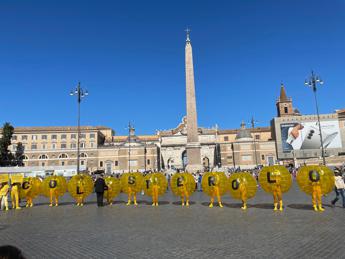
[276,83,294,117]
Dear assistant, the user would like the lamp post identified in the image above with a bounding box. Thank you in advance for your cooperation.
[305,71,326,165]
[251,117,259,167]
[128,122,132,173]
[70,82,88,174]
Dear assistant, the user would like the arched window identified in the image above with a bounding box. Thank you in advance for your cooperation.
[38,154,48,159]
[79,153,87,158]
[21,155,29,160]
[58,153,68,159]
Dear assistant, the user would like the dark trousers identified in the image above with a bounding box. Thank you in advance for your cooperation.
[331,188,345,208]
[96,192,104,207]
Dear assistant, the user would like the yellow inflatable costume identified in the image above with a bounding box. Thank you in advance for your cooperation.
[143,173,167,206]
[20,177,42,207]
[104,176,121,205]
[10,174,24,210]
[68,174,93,206]
[297,166,334,212]
[228,172,257,210]
[121,172,144,206]
[201,172,228,208]
[171,173,195,206]
[259,166,292,211]
[41,176,67,207]
[0,175,10,211]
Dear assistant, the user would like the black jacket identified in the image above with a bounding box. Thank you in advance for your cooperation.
[94,178,106,193]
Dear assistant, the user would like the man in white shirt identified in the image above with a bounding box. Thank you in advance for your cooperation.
[331,169,345,208]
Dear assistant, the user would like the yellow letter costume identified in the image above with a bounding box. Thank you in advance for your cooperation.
[68,174,93,206]
[202,172,228,208]
[143,173,167,206]
[104,176,121,205]
[10,174,24,210]
[171,172,195,206]
[20,177,42,207]
[229,172,257,210]
[41,175,67,207]
[121,172,144,206]
[296,166,334,212]
[259,166,292,211]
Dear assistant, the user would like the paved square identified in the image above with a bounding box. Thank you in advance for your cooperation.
[0,183,343,259]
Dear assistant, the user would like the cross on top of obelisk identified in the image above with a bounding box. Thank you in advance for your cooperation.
[185,27,191,42]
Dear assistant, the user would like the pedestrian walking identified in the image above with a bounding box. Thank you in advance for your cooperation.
[94,174,107,207]
[331,170,345,208]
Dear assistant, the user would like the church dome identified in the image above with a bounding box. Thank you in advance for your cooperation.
[235,121,253,140]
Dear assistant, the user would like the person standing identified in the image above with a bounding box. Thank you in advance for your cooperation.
[331,170,345,208]
[94,175,106,207]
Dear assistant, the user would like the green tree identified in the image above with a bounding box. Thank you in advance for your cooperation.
[0,122,14,166]
[14,142,25,166]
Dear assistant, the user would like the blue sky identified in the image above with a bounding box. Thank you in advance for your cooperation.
[1,0,344,135]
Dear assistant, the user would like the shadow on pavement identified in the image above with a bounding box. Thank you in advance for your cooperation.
[223,203,242,208]
[287,204,313,210]
[251,203,274,210]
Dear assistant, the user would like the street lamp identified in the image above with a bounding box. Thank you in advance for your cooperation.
[304,71,325,165]
[250,117,259,167]
[70,82,88,174]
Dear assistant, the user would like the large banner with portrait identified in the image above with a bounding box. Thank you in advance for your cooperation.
[280,120,342,152]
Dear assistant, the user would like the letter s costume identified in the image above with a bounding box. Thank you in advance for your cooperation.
[143,173,168,206]
[104,176,121,205]
[296,166,334,212]
[259,166,292,211]
[41,176,67,207]
[201,172,228,208]
[68,174,93,206]
[228,172,257,210]
[171,172,195,206]
[20,177,42,207]
[121,172,144,206]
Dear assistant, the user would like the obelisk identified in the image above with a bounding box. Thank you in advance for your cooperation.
[184,29,203,173]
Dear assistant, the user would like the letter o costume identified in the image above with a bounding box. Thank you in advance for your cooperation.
[228,172,257,210]
[41,176,67,206]
[296,165,334,212]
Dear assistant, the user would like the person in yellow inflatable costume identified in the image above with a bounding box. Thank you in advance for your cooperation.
[296,166,334,212]
[143,173,167,206]
[171,172,195,207]
[202,172,228,208]
[228,172,257,210]
[258,166,292,211]
[120,172,144,206]
[10,183,21,210]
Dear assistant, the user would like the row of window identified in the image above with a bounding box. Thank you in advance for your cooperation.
[12,133,96,141]
[20,142,96,150]
[25,153,88,160]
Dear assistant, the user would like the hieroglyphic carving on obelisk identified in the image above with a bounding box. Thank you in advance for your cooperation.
[184,29,203,173]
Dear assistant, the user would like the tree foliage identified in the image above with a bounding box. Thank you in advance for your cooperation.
[0,122,23,166]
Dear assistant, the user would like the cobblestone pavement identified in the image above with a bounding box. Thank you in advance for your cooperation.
[0,182,344,259]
